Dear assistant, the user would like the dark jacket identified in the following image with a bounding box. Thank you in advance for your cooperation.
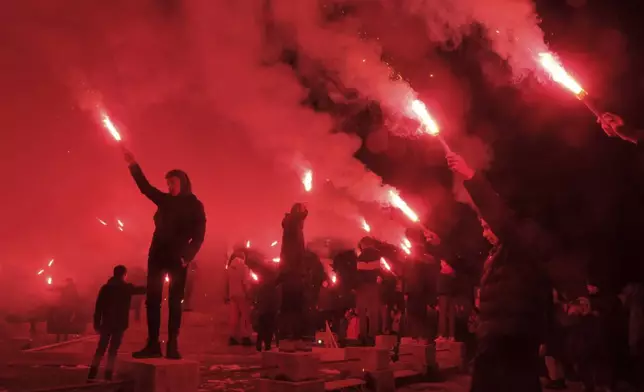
[94,277,146,333]
[279,211,306,281]
[463,172,587,340]
[129,164,206,265]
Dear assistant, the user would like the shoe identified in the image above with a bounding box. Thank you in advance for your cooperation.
[241,337,253,347]
[87,366,98,381]
[544,379,567,390]
[132,340,163,359]
[228,337,240,346]
[166,340,182,360]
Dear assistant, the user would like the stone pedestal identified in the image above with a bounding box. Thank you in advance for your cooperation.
[375,335,398,350]
[120,358,199,392]
[344,347,390,373]
[256,378,325,392]
[435,340,465,370]
[399,343,436,373]
[365,369,395,392]
[261,351,320,381]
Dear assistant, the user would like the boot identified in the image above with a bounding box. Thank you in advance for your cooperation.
[87,366,99,382]
[132,340,163,359]
[166,339,182,360]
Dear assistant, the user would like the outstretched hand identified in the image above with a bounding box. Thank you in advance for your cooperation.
[599,112,624,138]
[446,153,475,180]
[123,147,136,166]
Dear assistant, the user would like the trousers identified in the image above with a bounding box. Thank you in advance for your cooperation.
[146,262,187,341]
[228,296,252,339]
[279,281,306,340]
[91,331,124,373]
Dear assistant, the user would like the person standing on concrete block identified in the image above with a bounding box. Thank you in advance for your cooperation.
[124,149,206,360]
[225,251,253,346]
[89,265,146,381]
[356,236,383,346]
[447,152,588,392]
[277,203,309,352]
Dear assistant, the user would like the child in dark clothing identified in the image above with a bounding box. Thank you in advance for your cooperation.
[88,265,146,381]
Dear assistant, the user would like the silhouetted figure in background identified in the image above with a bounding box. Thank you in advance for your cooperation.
[88,265,145,381]
[226,251,252,346]
[129,267,146,322]
[255,272,281,351]
[277,203,309,352]
[124,149,206,360]
[355,237,383,346]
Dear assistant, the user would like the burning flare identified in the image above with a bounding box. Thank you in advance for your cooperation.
[164,274,170,283]
[250,270,259,282]
[48,259,54,267]
[360,218,371,233]
[410,99,440,135]
[97,218,107,226]
[100,112,122,141]
[47,277,53,285]
[246,240,251,248]
[271,241,278,247]
[37,269,44,275]
[302,170,313,192]
[538,53,584,96]
[272,257,280,263]
[388,190,419,223]
[330,273,337,284]
[117,219,124,227]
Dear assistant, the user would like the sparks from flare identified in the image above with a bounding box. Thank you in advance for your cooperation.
[538,53,584,96]
[100,112,122,141]
[360,218,371,233]
[117,219,124,227]
[250,270,259,281]
[303,170,313,192]
[410,99,440,135]
[47,277,53,285]
[272,257,280,263]
[388,190,419,223]
[48,259,54,267]
[37,269,44,275]
[271,241,278,247]
[97,218,107,226]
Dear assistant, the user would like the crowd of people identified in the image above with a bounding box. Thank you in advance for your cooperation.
[83,114,644,391]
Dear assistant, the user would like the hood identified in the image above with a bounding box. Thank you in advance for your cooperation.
[165,169,192,195]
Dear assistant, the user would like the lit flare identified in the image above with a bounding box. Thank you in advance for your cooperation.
[538,53,584,96]
[388,190,419,223]
[410,99,440,135]
[303,170,313,192]
[360,218,371,233]
[101,112,122,141]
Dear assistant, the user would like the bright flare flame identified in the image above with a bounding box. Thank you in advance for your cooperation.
[380,257,392,272]
[272,257,280,263]
[402,238,412,248]
[411,99,440,135]
[388,190,419,222]
[303,170,313,192]
[118,227,124,232]
[117,219,124,227]
[250,271,259,281]
[538,53,584,96]
[271,241,278,247]
[47,277,53,285]
[97,218,107,226]
[330,274,337,284]
[101,113,122,141]
[164,275,170,283]
[37,269,44,275]
[48,259,54,267]
[361,218,371,233]
[246,240,251,248]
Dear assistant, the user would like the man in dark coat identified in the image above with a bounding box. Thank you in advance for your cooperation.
[447,152,588,392]
[89,265,146,381]
[124,149,206,359]
[277,202,308,351]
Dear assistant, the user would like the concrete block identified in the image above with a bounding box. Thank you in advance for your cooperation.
[256,377,325,392]
[365,369,395,392]
[399,343,436,373]
[120,358,199,392]
[375,335,398,350]
[344,347,390,375]
[261,351,320,381]
[435,341,465,370]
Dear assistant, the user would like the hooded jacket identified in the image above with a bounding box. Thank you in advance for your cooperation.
[463,172,587,340]
[129,164,206,265]
[94,277,146,333]
[279,209,307,280]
